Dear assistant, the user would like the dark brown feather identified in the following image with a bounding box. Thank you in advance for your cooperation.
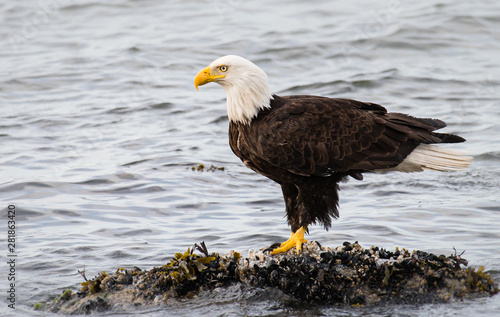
[229,94,465,231]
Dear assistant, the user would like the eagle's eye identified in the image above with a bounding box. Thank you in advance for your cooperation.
[219,65,228,72]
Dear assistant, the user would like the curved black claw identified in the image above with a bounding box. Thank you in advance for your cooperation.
[263,242,282,253]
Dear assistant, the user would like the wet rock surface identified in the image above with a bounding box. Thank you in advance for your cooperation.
[40,242,498,314]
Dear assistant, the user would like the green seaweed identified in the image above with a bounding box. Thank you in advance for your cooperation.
[80,271,109,294]
[162,246,216,283]
[191,163,225,172]
[60,289,73,301]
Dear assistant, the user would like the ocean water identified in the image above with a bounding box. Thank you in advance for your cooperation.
[1,0,499,315]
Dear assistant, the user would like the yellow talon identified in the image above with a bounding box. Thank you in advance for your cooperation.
[270,226,308,255]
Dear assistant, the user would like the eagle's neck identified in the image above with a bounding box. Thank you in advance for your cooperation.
[222,72,273,125]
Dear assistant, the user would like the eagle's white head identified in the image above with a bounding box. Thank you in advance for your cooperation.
[195,55,273,124]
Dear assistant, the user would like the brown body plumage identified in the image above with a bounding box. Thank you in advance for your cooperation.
[229,94,465,232]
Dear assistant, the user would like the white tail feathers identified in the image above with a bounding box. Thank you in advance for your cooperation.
[389,144,473,172]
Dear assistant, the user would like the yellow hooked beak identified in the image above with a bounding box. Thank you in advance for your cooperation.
[194,66,226,91]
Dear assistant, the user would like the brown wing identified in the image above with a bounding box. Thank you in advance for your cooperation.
[246,95,461,177]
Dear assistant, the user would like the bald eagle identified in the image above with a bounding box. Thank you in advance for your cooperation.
[194,55,472,255]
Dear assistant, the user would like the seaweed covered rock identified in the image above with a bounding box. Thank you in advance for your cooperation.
[243,242,497,305]
[40,242,498,314]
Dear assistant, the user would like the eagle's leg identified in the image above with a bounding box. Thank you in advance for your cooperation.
[270,226,307,255]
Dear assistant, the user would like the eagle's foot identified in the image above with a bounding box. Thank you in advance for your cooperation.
[270,226,307,255]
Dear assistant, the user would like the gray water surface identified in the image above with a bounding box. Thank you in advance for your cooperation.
[1,0,499,316]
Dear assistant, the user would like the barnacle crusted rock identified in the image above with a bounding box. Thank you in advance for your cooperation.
[41,242,498,314]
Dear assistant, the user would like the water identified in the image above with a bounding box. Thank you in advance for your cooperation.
[1,0,499,315]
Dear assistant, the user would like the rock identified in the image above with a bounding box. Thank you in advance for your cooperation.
[40,242,498,314]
